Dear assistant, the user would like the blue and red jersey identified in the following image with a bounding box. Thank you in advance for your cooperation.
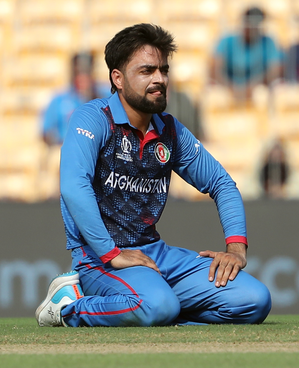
[60,92,247,263]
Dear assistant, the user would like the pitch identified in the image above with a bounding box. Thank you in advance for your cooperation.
[1,315,298,368]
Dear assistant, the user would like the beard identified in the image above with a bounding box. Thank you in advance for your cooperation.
[123,80,167,114]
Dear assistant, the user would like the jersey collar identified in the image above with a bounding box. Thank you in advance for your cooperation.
[108,92,166,135]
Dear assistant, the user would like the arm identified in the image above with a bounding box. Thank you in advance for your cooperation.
[60,101,120,262]
[61,101,160,272]
[173,122,248,285]
[42,97,60,145]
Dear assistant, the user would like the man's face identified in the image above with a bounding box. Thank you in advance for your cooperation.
[243,19,262,43]
[119,45,169,114]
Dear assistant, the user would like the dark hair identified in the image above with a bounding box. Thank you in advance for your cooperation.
[243,7,265,25]
[105,23,177,93]
[71,52,94,84]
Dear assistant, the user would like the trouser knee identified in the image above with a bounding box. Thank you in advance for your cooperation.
[136,292,181,327]
[227,282,272,324]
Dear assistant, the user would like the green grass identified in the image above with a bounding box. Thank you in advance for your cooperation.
[1,353,299,368]
[1,315,299,368]
[1,314,299,345]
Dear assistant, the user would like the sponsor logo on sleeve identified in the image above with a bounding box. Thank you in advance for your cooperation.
[195,140,201,154]
[76,128,94,139]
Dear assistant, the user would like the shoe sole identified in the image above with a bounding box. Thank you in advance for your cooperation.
[35,272,79,324]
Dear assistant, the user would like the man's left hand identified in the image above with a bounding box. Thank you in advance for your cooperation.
[199,242,247,287]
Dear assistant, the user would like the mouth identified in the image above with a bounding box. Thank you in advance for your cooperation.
[146,85,166,97]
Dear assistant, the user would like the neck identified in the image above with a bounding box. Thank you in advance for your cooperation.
[118,93,152,136]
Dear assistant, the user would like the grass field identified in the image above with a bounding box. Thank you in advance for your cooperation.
[1,315,299,368]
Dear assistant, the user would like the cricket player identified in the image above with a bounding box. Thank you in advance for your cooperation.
[36,23,271,327]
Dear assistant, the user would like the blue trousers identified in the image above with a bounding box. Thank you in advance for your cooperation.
[62,240,271,327]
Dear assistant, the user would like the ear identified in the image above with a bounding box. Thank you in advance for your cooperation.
[111,69,123,91]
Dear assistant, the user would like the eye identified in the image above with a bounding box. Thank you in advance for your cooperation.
[142,68,152,75]
[160,67,169,75]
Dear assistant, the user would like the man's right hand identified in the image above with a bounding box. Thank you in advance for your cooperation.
[110,249,161,274]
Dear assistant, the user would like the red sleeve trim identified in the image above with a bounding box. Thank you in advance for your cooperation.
[225,236,248,246]
[100,247,121,263]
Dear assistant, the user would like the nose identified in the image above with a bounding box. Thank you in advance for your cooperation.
[152,69,167,84]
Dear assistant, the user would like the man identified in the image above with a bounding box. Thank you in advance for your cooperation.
[41,52,103,146]
[36,24,271,327]
[210,7,282,99]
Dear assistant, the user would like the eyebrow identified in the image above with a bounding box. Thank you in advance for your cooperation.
[139,64,169,71]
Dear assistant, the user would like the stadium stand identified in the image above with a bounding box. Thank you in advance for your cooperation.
[1,0,299,201]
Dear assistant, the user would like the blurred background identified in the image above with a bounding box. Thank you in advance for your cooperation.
[0,0,299,317]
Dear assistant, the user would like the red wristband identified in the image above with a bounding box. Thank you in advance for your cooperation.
[100,247,121,263]
[225,236,248,246]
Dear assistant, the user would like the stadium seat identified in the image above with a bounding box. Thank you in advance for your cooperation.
[0,116,40,148]
[167,21,218,54]
[158,0,221,21]
[271,84,299,139]
[0,0,299,201]
[2,54,68,88]
[262,0,291,20]
[1,88,54,116]
[204,138,264,199]
[85,22,134,52]
[0,172,40,202]
[0,0,14,23]
[201,85,234,112]
[17,0,84,25]
[86,0,152,23]
[12,25,78,54]
[169,172,211,201]
[171,52,208,95]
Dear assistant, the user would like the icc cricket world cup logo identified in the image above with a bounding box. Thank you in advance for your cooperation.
[121,136,132,154]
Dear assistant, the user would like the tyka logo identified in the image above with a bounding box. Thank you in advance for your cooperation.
[195,140,200,154]
[155,142,170,163]
[76,128,94,139]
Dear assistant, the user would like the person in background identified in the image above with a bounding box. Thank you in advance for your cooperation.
[260,140,289,199]
[210,7,282,99]
[41,52,106,146]
[284,40,299,83]
[166,82,205,141]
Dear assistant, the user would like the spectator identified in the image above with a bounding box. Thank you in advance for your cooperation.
[40,52,110,199]
[260,140,289,199]
[166,82,205,141]
[284,41,299,83]
[41,52,107,146]
[210,7,282,100]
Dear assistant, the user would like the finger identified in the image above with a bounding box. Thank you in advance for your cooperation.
[217,262,234,287]
[208,258,219,282]
[148,263,162,275]
[228,264,240,282]
[214,261,227,287]
[199,250,216,258]
[140,255,161,275]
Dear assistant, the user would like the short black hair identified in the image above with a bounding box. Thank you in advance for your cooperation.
[243,7,265,25]
[71,52,94,84]
[105,23,177,93]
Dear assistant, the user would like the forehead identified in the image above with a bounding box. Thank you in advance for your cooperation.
[127,45,167,67]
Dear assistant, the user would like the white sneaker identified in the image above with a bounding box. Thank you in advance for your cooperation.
[35,271,84,327]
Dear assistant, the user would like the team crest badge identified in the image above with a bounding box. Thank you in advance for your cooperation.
[155,142,170,163]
